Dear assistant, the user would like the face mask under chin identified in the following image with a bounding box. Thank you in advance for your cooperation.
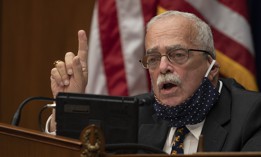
[153,60,219,127]
[153,77,220,127]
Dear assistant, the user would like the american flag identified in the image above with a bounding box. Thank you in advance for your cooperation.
[86,0,258,96]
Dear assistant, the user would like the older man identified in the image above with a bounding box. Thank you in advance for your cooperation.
[50,11,261,154]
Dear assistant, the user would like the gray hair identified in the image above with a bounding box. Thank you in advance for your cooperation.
[146,11,215,59]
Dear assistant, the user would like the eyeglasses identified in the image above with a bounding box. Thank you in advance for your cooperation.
[139,48,213,69]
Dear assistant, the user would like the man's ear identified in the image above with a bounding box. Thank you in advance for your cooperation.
[207,57,220,83]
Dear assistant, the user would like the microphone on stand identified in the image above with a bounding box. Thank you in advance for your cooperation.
[11,96,55,126]
[11,93,154,126]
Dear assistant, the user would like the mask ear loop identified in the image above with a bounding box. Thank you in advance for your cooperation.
[204,60,223,93]
[204,60,216,77]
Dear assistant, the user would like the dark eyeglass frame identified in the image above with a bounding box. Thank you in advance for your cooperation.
[139,48,214,69]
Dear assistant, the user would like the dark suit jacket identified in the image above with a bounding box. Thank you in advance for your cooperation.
[137,78,261,152]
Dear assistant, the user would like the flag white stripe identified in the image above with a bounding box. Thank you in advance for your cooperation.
[116,0,149,96]
[186,0,254,55]
[86,2,108,95]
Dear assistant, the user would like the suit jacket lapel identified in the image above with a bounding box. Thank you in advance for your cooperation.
[138,116,170,149]
[202,83,231,151]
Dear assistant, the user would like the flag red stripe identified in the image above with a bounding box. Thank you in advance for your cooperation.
[98,0,129,96]
[218,0,249,20]
[158,0,255,74]
[212,29,256,74]
[141,0,158,25]
[159,0,189,12]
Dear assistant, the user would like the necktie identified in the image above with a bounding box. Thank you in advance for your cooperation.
[171,126,190,155]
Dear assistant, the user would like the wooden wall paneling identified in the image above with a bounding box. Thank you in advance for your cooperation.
[0,0,95,130]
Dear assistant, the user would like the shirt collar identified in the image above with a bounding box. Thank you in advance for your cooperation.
[218,80,223,93]
[186,119,205,140]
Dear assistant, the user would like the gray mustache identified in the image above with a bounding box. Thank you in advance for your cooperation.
[157,73,181,87]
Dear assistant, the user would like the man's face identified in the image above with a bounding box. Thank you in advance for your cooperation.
[145,16,210,106]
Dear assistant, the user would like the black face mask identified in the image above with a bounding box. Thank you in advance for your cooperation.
[153,60,220,127]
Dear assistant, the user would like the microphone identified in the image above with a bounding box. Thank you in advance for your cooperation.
[11,93,154,127]
[11,96,55,126]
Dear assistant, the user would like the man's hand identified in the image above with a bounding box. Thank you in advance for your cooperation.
[50,30,88,98]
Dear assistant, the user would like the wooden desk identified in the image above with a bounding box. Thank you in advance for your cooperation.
[0,122,82,157]
[1,122,261,157]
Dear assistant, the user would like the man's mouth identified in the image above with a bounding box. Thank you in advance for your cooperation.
[156,73,181,94]
[160,82,177,90]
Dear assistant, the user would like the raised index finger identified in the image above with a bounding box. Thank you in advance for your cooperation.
[77,30,88,68]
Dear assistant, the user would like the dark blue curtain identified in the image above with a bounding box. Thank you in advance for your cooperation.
[249,0,261,90]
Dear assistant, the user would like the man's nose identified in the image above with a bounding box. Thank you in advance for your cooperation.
[159,55,171,72]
